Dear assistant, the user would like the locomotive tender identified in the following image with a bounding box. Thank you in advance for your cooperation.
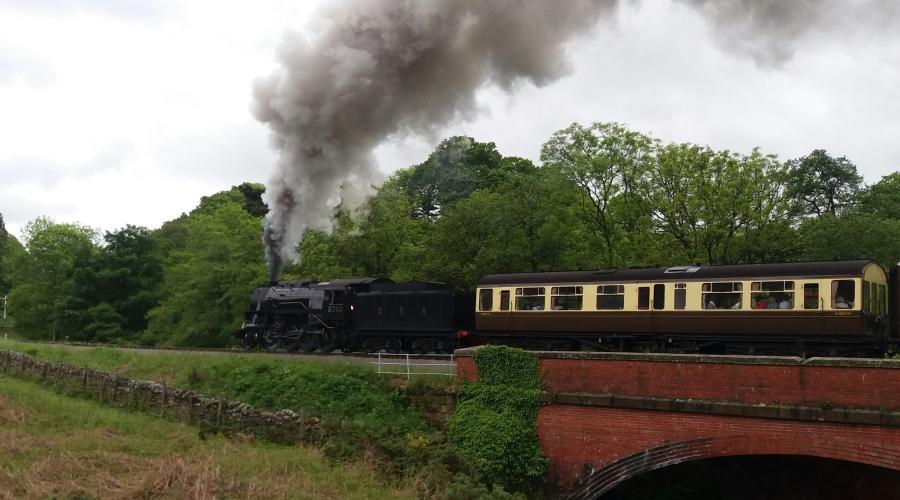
[240,259,900,356]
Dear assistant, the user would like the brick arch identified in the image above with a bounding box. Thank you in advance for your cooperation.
[538,403,900,495]
[567,431,900,499]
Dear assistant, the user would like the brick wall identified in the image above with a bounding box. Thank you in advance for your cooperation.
[456,349,900,410]
[540,356,900,411]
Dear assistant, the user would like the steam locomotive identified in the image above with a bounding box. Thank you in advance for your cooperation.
[239,260,900,356]
[238,278,474,353]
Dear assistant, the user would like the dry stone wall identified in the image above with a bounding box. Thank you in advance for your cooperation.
[0,350,331,445]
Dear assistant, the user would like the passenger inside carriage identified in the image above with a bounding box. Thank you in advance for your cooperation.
[832,280,855,309]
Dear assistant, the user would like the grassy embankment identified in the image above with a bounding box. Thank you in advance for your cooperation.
[0,339,468,495]
[0,375,413,499]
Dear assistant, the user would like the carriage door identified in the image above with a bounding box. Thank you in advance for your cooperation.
[498,289,513,329]
[651,284,665,332]
[637,286,652,332]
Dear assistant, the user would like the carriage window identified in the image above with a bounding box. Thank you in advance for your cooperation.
[750,281,794,310]
[674,283,686,310]
[516,287,546,311]
[479,289,493,311]
[551,286,583,310]
[653,284,665,310]
[500,290,510,311]
[597,284,625,310]
[702,282,743,310]
[637,287,650,310]
[831,280,855,309]
[878,284,887,315]
[803,283,819,310]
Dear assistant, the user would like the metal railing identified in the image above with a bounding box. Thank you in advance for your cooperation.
[370,353,456,379]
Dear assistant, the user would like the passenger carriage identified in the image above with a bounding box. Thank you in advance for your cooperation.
[475,260,894,356]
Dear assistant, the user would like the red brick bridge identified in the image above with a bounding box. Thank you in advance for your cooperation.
[456,349,900,497]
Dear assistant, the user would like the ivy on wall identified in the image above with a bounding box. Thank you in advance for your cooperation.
[448,345,547,492]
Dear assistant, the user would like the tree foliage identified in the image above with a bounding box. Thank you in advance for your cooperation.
[8,217,98,340]
[786,149,864,217]
[144,200,266,346]
[542,122,655,266]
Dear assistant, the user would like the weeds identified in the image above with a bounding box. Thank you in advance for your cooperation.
[0,375,414,499]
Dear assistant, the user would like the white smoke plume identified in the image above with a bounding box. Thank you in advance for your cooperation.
[251,0,616,281]
[252,0,897,281]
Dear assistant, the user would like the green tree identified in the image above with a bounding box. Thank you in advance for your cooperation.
[349,178,432,279]
[786,149,864,217]
[492,161,593,272]
[402,137,503,218]
[541,122,656,266]
[8,217,98,340]
[92,226,163,336]
[193,182,268,218]
[0,213,11,294]
[145,201,266,346]
[422,190,529,288]
[643,145,794,264]
[859,172,900,220]
[799,213,900,269]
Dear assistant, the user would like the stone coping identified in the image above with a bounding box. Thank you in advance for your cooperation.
[454,345,900,368]
[541,391,900,427]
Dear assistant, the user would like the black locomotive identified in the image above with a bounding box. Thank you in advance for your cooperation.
[238,278,474,353]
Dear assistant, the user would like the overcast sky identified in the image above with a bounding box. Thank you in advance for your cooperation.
[1,0,899,239]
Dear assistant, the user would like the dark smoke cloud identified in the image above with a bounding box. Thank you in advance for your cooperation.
[251,0,616,280]
[682,0,900,66]
[252,0,897,280]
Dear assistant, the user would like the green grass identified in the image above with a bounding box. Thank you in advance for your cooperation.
[0,340,428,428]
[0,340,462,489]
[0,374,413,499]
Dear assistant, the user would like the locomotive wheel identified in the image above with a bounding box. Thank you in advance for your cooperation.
[411,338,438,354]
[281,328,302,352]
[241,330,259,350]
[298,335,319,353]
[263,334,280,353]
[385,337,402,354]
[363,337,388,353]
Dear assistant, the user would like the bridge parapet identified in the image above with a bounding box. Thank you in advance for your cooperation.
[456,348,900,411]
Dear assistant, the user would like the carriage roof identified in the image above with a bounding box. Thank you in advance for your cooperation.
[478,260,877,286]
